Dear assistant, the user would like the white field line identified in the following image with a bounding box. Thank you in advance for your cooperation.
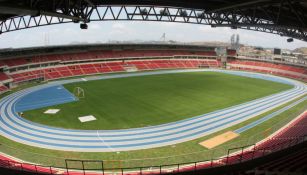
[96,130,116,152]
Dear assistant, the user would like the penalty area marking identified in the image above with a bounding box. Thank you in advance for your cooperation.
[199,131,239,149]
[44,109,60,114]
[78,115,96,123]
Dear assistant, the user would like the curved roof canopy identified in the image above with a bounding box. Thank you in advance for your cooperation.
[0,0,306,41]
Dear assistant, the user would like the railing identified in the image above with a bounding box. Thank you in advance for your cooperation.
[0,136,306,175]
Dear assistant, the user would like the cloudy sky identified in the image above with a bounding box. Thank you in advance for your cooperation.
[0,21,306,50]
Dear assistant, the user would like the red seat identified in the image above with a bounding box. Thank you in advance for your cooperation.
[0,72,10,81]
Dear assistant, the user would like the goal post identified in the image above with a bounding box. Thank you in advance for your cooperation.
[73,87,85,99]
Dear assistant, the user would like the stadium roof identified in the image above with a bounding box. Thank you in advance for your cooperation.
[0,0,306,41]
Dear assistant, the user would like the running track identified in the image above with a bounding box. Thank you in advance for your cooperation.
[0,69,306,152]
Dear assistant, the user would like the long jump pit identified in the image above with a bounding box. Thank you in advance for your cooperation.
[199,131,239,149]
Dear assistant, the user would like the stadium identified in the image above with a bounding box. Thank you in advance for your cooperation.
[0,1,306,175]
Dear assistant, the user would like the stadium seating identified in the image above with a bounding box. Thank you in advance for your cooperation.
[0,61,5,67]
[2,58,28,67]
[54,67,73,77]
[5,57,306,84]
[10,70,44,83]
[7,59,219,83]
[229,60,307,81]
[256,148,307,174]
[0,72,10,81]
[0,85,8,94]
[1,50,217,67]
[229,60,306,74]
[0,49,305,90]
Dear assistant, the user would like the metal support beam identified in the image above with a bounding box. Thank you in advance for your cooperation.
[0,6,84,21]
[0,5,306,41]
[206,0,271,13]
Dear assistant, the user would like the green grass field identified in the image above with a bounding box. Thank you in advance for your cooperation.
[23,71,292,130]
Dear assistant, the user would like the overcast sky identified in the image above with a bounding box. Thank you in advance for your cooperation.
[0,21,306,50]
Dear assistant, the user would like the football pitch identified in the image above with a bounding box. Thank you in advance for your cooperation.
[23,71,292,130]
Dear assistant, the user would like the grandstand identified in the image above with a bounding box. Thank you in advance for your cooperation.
[0,44,306,95]
[0,44,219,91]
[0,0,307,174]
[228,60,307,81]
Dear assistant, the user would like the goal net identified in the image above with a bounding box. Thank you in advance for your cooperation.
[73,87,85,99]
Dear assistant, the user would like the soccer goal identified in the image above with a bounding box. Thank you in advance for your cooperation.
[73,87,85,99]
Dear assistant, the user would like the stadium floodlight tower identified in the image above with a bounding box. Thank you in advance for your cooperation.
[215,47,227,68]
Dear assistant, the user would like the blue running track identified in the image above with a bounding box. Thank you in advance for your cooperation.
[15,85,77,112]
[0,69,306,152]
